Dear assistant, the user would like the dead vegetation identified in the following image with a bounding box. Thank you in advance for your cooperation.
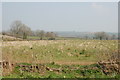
[98,61,120,75]
[18,64,46,74]
[1,61,62,76]
[98,50,120,75]
[0,60,15,76]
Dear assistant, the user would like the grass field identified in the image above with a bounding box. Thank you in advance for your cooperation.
[2,40,119,78]
[4,63,120,78]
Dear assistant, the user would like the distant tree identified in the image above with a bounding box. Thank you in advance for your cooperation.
[19,24,32,39]
[84,35,89,40]
[111,34,117,40]
[10,20,32,39]
[49,32,56,38]
[45,32,57,40]
[94,32,109,40]
[10,20,22,38]
[36,30,45,40]
[45,32,50,38]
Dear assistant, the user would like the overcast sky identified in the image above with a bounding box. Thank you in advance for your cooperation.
[2,2,118,32]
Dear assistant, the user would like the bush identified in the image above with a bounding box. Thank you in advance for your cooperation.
[48,38,55,40]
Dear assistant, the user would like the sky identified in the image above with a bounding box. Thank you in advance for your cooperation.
[2,2,118,32]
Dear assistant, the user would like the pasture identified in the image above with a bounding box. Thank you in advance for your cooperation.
[2,40,119,78]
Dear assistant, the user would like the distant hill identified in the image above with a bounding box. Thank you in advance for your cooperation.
[54,31,118,38]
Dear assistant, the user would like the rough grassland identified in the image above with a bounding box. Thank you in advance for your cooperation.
[2,40,119,78]
[2,40,118,64]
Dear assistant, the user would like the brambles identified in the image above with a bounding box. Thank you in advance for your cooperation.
[98,51,120,75]
[98,61,120,75]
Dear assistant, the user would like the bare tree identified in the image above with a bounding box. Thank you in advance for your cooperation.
[36,30,45,40]
[10,20,32,39]
[45,32,51,39]
[19,24,32,39]
[10,20,23,38]
[94,32,109,40]
[45,32,57,40]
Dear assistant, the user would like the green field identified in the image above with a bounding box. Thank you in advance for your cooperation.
[2,40,119,78]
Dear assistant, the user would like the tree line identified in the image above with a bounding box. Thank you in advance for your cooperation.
[2,20,57,40]
[84,32,117,40]
[94,32,117,40]
[2,20,118,40]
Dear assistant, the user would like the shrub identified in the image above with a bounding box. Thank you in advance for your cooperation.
[48,38,55,40]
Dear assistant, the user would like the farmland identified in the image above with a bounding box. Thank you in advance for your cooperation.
[1,2,119,79]
[2,39,119,78]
